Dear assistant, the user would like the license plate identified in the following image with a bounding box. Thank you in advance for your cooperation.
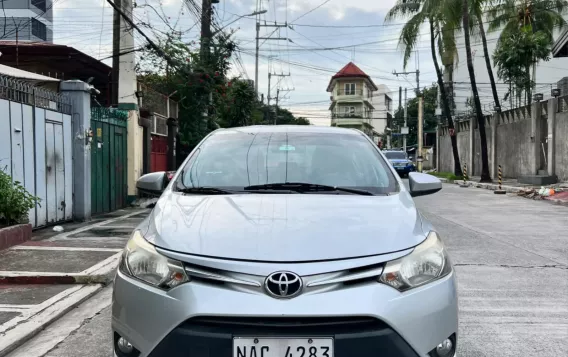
[233,337,333,357]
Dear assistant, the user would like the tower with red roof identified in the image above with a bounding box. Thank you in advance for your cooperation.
[327,62,378,138]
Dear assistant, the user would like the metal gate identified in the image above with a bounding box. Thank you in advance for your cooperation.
[150,134,168,172]
[91,107,128,215]
[0,76,73,228]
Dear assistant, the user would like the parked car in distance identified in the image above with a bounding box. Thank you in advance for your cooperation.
[112,126,456,357]
[383,149,416,177]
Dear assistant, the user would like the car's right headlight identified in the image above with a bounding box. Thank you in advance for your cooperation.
[378,231,452,292]
[119,230,189,290]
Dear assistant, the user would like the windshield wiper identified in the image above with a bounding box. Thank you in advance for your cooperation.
[177,187,236,195]
[243,182,375,196]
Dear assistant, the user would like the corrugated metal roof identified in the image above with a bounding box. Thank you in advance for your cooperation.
[0,64,60,82]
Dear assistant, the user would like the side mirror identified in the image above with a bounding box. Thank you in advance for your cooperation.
[408,172,442,197]
[136,172,168,197]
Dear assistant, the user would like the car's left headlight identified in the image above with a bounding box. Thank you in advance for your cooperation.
[379,231,452,292]
[119,230,190,290]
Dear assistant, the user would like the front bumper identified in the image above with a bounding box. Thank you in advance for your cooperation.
[112,269,458,357]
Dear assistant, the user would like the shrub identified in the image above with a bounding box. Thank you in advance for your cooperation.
[0,168,41,226]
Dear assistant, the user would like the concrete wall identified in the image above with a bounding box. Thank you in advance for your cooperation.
[438,96,568,182]
[555,112,568,181]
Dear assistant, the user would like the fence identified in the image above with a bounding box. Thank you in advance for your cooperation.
[0,75,73,228]
[438,95,568,182]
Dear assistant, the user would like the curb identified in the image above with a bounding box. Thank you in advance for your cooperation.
[0,274,112,285]
[0,284,103,357]
[0,251,122,285]
[446,180,568,206]
[0,224,32,251]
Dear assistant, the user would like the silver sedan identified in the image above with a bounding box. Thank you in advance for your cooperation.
[112,125,457,357]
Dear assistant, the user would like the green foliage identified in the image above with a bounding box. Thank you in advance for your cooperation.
[137,31,309,151]
[215,79,257,127]
[392,85,439,147]
[0,169,40,226]
[493,27,552,102]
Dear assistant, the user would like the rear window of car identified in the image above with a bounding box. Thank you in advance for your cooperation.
[384,151,407,160]
[178,129,399,195]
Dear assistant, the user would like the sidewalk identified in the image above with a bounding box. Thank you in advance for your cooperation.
[0,208,149,357]
[442,176,568,206]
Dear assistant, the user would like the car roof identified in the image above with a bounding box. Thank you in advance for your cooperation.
[211,125,364,136]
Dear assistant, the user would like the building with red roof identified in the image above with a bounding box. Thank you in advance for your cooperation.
[327,62,378,138]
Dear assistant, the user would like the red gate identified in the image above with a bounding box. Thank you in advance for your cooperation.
[151,135,168,172]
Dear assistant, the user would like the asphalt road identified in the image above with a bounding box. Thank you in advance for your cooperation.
[9,182,568,357]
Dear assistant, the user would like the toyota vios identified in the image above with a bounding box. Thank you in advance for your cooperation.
[112,126,458,357]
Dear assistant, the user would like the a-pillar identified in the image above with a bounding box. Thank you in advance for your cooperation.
[60,80,92,221]
[530,99,542,174]
[547,97,557,177]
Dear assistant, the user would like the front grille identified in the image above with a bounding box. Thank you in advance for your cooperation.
[188,316,384,331]
[149,316,420,357]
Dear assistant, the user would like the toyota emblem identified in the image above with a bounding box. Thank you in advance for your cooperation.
[264,271,303,299]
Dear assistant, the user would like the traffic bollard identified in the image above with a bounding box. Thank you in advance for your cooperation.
[494,165,506,194]
[460,164,469,188]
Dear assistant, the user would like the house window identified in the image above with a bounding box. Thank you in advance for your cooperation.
[385,96,392,111]
[344,83,356,95]
[343,106,355,116]
[32,18,47,41]
[32,0,47,12]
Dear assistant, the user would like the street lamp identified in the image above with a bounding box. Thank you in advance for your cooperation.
[212,10,267,36]
[552,88,561,97]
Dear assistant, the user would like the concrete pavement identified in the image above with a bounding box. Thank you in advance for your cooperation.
[0,208,149,357]
[5,183,568,357]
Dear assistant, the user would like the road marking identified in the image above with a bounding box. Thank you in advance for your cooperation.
[0,285,102,357]
[5,287,112,357]
[9,246,122,252]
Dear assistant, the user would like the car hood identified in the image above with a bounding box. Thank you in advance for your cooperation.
[141,191,429,262]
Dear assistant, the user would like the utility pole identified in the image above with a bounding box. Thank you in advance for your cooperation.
[200,0,213,61]
[111,0,121,105]
[393,69,421,171]
[267,72,290,124]
[200,0,213,125]
[275,87,294,124]
[255,21,291,99]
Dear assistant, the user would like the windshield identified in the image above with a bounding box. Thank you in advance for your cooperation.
[177,129,398,195]
[384,151,407,160]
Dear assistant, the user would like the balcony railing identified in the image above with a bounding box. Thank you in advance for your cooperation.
[332,111,369,119]
[335,89,364,96]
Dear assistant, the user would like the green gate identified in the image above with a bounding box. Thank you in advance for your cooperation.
[91,107,128,215]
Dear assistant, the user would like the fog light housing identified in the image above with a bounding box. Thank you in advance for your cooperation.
[429,334,456,357]
[114,333,140,357]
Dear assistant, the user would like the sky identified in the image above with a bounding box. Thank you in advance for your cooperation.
[52,0,442,126]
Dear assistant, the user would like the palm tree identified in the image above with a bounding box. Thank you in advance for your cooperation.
[463,0,492,182]
[468,0,501,112]
[386,0,463,176]
[488,0,568,102]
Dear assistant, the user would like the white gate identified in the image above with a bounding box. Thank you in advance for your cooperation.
[0,76,73,228]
